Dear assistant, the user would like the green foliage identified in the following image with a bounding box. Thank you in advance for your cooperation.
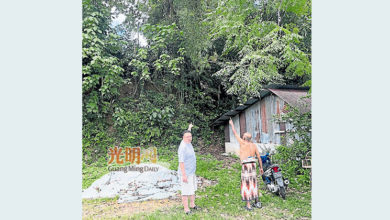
[274,144,311,187]
[82,88,220,164]
[82,160,109,189]
[206,0,311,102]
[82,122,115,164]
[82,0,312,171]
[82,0,125,120]
[128,23,185,95]
[272,104,312,187]
[111,91,183,147]
[82,2,312,218]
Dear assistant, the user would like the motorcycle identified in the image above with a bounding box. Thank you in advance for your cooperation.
[260,153,289,199]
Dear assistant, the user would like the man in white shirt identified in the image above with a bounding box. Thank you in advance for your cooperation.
[178,123,199,214]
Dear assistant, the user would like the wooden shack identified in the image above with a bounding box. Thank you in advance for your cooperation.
[213,85,311,155]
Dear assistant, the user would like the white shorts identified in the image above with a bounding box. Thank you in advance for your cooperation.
[179,174,197,196]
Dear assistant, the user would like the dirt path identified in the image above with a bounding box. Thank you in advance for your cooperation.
[83,197,181,219]
[197,137,239,168]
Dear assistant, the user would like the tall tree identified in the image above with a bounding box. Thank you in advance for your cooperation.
[206,0,311,102]
[82,0,125,120]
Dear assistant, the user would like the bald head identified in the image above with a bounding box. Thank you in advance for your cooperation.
[243,132,252,142]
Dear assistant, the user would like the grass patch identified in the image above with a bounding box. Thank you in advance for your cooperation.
[82,196,119,205]
[129,154,311,219]
[82,162,109,190]
[82,150,311,219]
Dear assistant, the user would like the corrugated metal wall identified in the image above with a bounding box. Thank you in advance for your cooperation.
[239,112,246,137]
[260,94,286,144]
[226,94,294,146]
[245,101,261,143]
[229,114,240,143]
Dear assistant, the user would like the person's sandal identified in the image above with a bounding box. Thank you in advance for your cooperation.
[185,210,191,215]
[244,206,253,211]
[190,206,200,211]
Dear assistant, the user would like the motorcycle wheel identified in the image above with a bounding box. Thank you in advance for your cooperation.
[279,187,286,200]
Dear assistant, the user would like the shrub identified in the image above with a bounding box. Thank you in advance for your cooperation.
[272,103,311,187]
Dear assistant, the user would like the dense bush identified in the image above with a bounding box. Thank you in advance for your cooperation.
[272,104,311,187]
[82,89,224,165]
[82,122,115,164]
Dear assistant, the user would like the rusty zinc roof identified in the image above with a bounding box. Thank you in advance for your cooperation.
[268,89,311,113]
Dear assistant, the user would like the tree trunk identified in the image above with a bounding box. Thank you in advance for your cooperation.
[278,0,283,26]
